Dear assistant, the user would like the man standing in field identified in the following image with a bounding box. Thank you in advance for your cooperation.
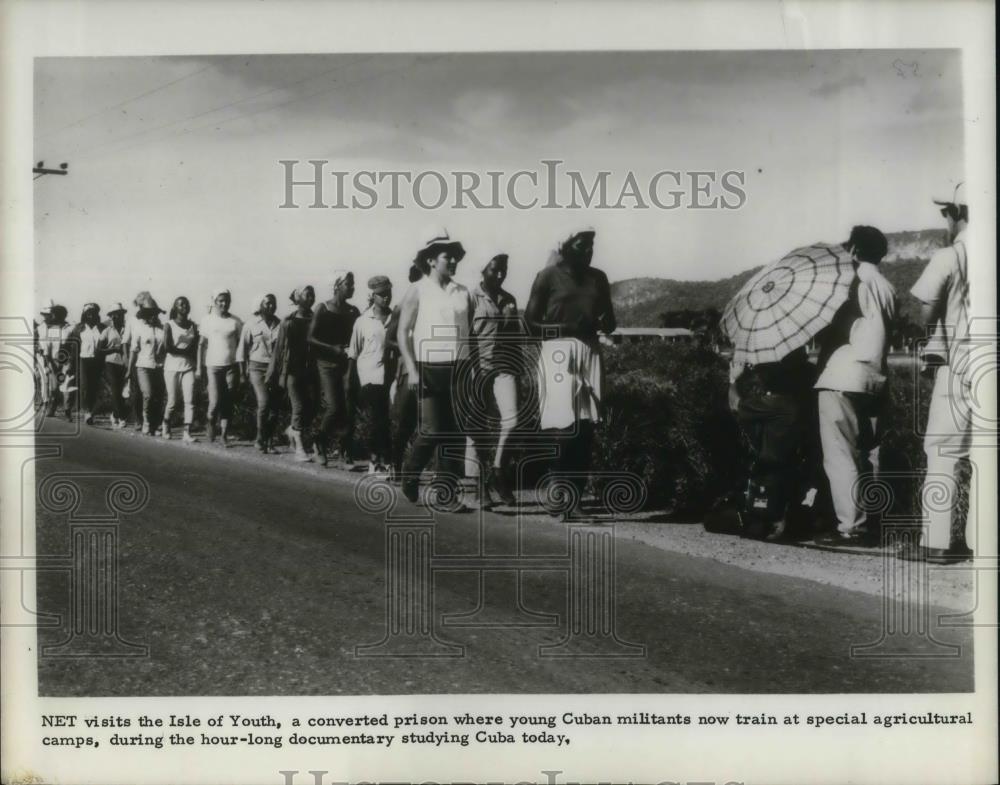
[813,225,896,547]
[900,183,973,564]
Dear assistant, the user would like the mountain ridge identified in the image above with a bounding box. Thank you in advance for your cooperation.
[611,229,948,326]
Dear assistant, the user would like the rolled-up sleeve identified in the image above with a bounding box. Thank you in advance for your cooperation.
[911,248,953,306]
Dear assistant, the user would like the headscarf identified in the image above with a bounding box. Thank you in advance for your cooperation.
[289,286,313,306]
[329,270,352,298]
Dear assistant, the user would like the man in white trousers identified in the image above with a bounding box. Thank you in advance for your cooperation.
[900,183,974,564]
[813,225,897,547]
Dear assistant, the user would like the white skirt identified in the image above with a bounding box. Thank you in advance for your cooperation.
[537,337,603,430]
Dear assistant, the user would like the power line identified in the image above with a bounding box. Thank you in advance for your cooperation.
[36,64,214,141]
[71,56,379,164]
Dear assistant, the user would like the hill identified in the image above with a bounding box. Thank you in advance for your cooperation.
[611,229,948,327]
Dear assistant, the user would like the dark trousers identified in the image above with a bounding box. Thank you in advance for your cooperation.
[359,383,391,462]
[285,372,314,433]
[103,363,129,422]
[547,421,595,497]
[736,391,805,523]
[248,361,279,443]
[75,357,102,415]
[392,370,419,473]
[316,361,355,455]
[403,363,464,486]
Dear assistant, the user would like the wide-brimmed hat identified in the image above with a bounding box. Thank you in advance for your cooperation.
[418,226,465,262]
[106,302,127,315]
[40,300,67,320]
[933,181,966,207]
[81,302,100,314]
[39,299,57,315]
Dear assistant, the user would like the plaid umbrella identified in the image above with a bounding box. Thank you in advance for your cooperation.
[722,243,855,365]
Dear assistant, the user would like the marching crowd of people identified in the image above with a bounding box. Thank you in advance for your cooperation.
[35,182,975,560]
[34,227,614,516]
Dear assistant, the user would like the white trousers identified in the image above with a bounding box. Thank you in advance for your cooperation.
[465,372,518,477]
[818,389,881,534]
[921,366,973,550]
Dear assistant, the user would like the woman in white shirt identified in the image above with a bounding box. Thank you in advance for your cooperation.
[240,294,281,453]
[99,303,130,429]
[348,276,393,473]
[68,303,104,425]
[127,294,166,435]
[397,228,474,509]
[198,289,243,446]
[163,296,200,443]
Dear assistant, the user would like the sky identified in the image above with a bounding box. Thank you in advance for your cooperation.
[34,50,963,320]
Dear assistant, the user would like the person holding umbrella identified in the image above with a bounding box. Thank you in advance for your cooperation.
[721,239,871,541]
[812,226,896,547]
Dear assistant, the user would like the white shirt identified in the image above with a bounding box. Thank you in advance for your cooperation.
[412,276,473,364]
[200,313,243,367]
[815,262,896,394]
[77,324,102,359]
[164,320,198,373]
[911,229,969,372]
[36,323,74,363]
[349,306,389,386]
[99,324,127,365]
[130,321,165,369]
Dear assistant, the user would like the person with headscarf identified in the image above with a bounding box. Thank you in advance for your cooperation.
[308,271,360,466]
[125,290,153,430]
[197,289,243,446]
[397,228,475,510]
[240,293,282,452]
[464,253,521,507]
[66,303,105,424]
[384,263,425,482]
[162,296,200,443]
[36,301,73,418]
[348,276,393,474]
[128,294,167,435]
[525,229,616,519]
[98,302,130,429]
[268,286,317,461]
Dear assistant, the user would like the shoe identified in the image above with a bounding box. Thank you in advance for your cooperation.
[488,467,516,506]
[813,529,880,548]
[84,413,94,425]
[897,543,973,564]
[206,422,216,443]
[141,423,151,436]
[764,518,789,543]
[316,445,329,467]
[182,432,197,444]
[161,428,171,440]
[255,440,267,453]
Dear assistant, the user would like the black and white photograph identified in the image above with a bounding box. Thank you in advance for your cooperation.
[1,2,996,784]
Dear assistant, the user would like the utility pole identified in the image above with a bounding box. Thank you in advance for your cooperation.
[33,160,69,179]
